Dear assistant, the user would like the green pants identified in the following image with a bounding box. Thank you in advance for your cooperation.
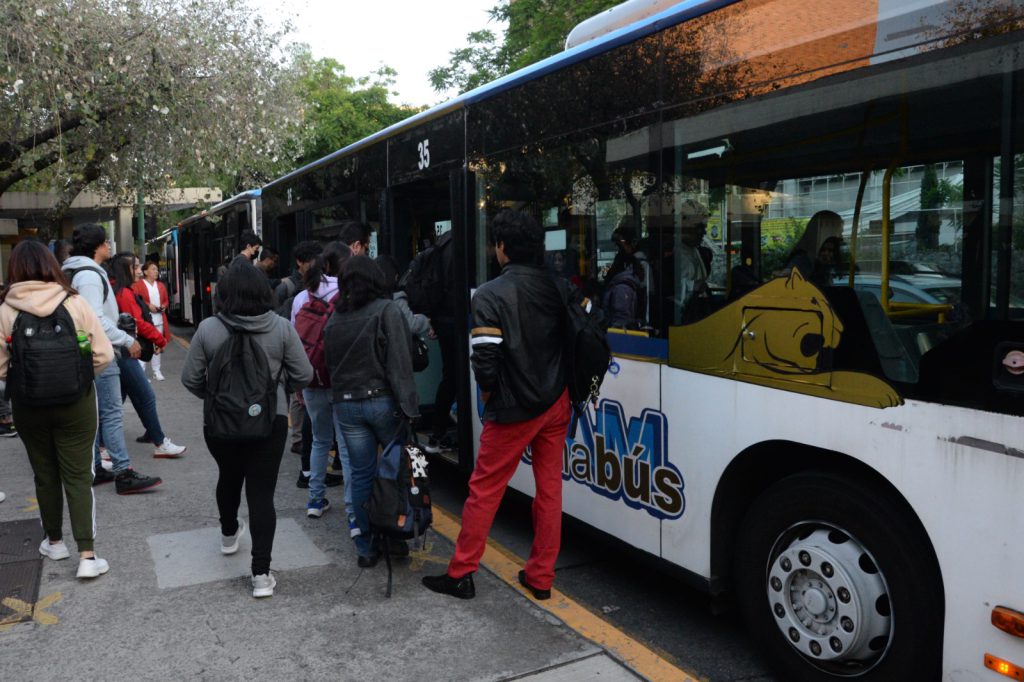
[13,386,98,553]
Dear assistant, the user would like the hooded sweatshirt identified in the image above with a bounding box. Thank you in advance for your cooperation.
[181,310,313,416]
[0,281,115,386]
[61,255,134,349]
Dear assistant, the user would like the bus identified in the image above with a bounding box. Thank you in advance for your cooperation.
[215,0,1024,678]
[156,189,262,324]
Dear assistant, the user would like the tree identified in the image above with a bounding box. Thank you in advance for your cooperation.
[429,0,620,95]
[294,52,417,165]
[0,0,302,223]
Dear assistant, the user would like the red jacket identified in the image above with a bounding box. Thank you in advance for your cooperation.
[116,287,167,348]
[132,279,172,343]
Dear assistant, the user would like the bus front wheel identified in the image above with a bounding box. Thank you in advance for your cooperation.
[734,471,942,681]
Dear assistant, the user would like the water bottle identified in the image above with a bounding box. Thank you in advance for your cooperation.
[76,330,91,358]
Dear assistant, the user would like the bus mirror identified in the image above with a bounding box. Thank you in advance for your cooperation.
[993,343,1024,393]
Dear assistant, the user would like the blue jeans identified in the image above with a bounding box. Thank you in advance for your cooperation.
[118,356,165,445]
[94,362,131,474]
[303,388,352,516]
[333,395,401,556]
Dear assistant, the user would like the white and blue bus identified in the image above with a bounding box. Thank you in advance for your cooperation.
[196,1,1024,678]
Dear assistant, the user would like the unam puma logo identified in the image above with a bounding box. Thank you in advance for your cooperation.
[669,269,902,408]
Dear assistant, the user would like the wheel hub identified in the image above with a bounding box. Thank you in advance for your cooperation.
[766,527,892,667]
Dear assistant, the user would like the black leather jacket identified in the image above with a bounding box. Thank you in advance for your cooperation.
[325,298,419,418]
[471,263,568,423]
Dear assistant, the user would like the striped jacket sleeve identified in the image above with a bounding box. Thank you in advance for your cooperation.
[469,289,503,392]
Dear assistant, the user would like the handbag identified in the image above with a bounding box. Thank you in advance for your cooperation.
[412,335,429,373]
[117,312,154,362]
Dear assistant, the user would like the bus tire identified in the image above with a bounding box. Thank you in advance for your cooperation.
[733,470,942,682]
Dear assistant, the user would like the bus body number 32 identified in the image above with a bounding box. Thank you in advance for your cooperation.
[417,139,430,170]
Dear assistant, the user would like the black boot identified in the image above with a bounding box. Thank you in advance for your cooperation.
[422,572,475,599]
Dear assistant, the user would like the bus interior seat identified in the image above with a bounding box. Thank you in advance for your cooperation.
[822,286,919,384]
[853,289,920,384]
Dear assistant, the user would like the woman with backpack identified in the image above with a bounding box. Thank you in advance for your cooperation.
[182,261,313,598]
[110,254,186,458]
[290,241,352,525]
[325,255,419,567]
[0,240,114,578]
[132,261,171,380]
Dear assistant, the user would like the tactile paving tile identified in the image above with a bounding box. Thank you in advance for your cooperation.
[147,518,331,589]
[0,519,42,564]
[0,559,42,625]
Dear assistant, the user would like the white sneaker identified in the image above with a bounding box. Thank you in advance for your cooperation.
[251,572,276,598]
[0,491,5,503]
[221,519,246,555]
[154,371,165,381]
[39,539,70,560]
[154,438,186,458]
[76,556,110,579]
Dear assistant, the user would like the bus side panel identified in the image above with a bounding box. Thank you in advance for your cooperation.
[499,356,665,556]
[658,368,1024,679]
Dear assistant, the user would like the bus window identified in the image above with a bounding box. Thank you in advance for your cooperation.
[473,114,662,337]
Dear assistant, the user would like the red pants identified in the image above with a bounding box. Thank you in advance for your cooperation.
[448,389,570,590]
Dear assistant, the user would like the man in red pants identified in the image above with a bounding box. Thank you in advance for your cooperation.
[423,210,572,600]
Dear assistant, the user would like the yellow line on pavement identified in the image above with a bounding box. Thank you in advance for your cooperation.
[172,334,190,350]
[430,505,700,682]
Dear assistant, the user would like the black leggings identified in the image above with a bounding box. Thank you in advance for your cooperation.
[206,415,288,576]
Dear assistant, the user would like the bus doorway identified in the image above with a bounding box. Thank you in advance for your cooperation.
[387,172,472,469]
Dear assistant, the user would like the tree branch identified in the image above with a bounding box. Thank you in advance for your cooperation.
[0,136,92,195]
[0,110,111,173]
[49,154,106,230]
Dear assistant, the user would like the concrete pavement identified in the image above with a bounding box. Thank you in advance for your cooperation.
[0,341,647,681]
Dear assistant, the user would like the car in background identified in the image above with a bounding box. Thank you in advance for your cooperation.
[836,273,962,306]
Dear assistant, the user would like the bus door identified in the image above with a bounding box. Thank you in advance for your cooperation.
[386,170,473,469]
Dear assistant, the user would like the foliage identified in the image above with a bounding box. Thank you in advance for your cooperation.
[429,0,620,95]
[925,0,1024,48]
[0,0,302,217]
[294,51,418,165]
[916,164,959,248]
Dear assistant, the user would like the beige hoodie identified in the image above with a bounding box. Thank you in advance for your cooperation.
[0,281,114,380]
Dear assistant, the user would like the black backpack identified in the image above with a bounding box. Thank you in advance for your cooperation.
[367,426,432,597]
[400,235,450,316]
[556,280,611,434]
[5,297,94,406]
[203,316,280,440]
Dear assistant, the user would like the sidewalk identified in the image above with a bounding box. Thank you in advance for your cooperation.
[0,341,641,681]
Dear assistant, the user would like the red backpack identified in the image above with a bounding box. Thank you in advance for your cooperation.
[294,292,336,388]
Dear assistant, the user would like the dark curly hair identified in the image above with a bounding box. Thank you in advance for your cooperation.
[337,255,386,312]
[492,209,544,265]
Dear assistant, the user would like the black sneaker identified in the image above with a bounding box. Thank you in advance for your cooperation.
[115,469,162,495]
[135,434,151,443]
[0,423,17,438]
[423,438,443,455]
[422,572,475,599]
[325,472,343,487]
[518,570,551,600]
[290,442,302,455]
[357,551,382,568]
[92,468,115,486]
[296,472,310,489]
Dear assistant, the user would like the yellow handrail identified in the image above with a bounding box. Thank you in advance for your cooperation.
[880,161,898,313]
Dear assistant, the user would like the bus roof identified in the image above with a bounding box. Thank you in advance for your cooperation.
[177,189,261,228]
[262,0,736,192]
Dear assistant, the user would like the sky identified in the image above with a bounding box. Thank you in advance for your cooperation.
[250,0,506,107]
